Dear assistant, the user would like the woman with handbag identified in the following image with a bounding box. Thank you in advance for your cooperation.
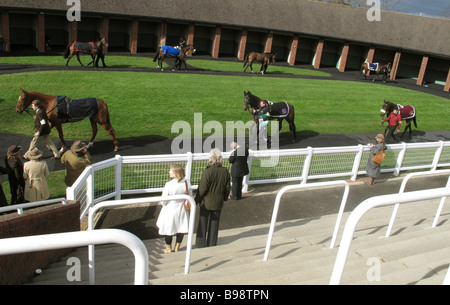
[366,134,387,185]
[156,164,192,253]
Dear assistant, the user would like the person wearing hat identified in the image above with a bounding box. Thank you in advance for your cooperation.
[60,140,93,187]
[24,100,61,160]
[5,145,26,204]
[23,148,50,202]
[365,134,387,185]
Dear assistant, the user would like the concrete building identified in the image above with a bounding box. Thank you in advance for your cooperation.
[1,0,449,91]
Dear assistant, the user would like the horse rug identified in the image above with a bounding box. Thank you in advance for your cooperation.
[73,42,94,54]
[161,46,181,56]
[399,105,416,120]
[56,96,99,120]
[368,63,379,71]
[268,101,290,118]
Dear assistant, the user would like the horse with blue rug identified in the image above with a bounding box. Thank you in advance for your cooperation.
[153,44,195,71]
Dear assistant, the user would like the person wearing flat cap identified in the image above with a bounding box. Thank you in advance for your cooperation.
[5,145,26,204]
[23,148,50,202]
[365,134,387,186]
[60,140,93,187]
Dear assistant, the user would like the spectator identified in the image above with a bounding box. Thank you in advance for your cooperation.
[23,148,50,202]
[228,141,249,200]
[5,145,26,204]
[156,164,192,253]
[195,148,231,247]
[366,134,387,185]
[382,108,401,143]
[0,154,10,207]
[23,100,60,160]
[60,140,93,186]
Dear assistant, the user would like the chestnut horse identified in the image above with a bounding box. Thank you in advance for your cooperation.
[380,100,417,138]
[244,91,296,142]
[64,37,109,67]
[16,89,118,152]
[153,44,195,71]
[361,62,391,82]
[243,52,277,74]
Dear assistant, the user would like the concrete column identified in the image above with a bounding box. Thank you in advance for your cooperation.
[338,43,350,72]
[130,19,139,54]
[416,55,429,85]
[365,47,375,76]
[287,35,299,66]
[69,20,78,43]
[1,12,11,52]
[101,17,109,52]
[444,68,450,92]
[37,13,45,52]
[237,29,247,61]
[212,25,221,58]
[159,21,167,46]
[186,23,195,56]
[313,39,324,69]
[264,32,273,53]
[390,51,402,80]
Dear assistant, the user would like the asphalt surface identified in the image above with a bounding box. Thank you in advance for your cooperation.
[1,55,449,239]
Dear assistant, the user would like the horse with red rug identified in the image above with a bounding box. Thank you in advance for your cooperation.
[380,100,417,138]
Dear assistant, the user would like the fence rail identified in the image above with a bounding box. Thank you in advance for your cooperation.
[65,140,450,219]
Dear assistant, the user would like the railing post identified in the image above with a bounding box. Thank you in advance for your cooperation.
[394,142,407,176]
[351,144,364,181]
[185,151,193,183]
[301,147,313,184]
[431,141,444,171]
[85,166,94,210]
[115,155,123,200]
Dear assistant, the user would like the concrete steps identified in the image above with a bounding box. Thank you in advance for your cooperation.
[27,197,450,285]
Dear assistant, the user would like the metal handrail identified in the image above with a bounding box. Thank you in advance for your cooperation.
[87,195,196,285]
[0,198,67,215]
[385,170,450,237]
[263,180,349,261]
[0,229,149,285]
[329,187,450,285]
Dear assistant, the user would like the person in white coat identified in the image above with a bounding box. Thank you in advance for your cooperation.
[156,164,192,253]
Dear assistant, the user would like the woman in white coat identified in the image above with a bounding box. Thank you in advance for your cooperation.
[23,148,50,202]
[156,164,192,253]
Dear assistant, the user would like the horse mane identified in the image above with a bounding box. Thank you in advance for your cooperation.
[22,90,55,105]
[245,91,262,108]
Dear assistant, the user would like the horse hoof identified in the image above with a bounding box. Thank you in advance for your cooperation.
[114,147,119,152]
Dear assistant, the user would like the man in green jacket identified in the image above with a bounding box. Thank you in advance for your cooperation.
[195,148,231,247]
[60,140,93,186]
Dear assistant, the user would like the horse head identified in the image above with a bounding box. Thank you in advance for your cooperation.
[244,91,260,112]
[16,88,31,114]
[380,100,394,117]
[98,37,109,49]
[270,53,277,63]
[181,44,196,55]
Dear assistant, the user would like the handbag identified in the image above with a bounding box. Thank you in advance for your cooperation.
[183,180,191,211]
[372,150,386,166]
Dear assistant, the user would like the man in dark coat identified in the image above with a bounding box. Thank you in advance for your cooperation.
[228,142,249,200]
[5,145,26,204]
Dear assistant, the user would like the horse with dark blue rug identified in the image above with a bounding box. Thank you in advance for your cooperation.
[360,62,391,82]
[153,44,195,71]
[243,91,296,142]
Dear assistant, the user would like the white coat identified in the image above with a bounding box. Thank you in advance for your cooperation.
[156,178,192,236]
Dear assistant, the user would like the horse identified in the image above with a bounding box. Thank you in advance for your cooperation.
[16,89,119,152]
[152,44,195,71]
[361,62,391,82]
[380,100,417,138]
[244,91,296,143]
[243,52,277,74]
[64,37,109,67]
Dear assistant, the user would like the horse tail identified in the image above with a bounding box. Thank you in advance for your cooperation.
[64,43,72,59]
[413,115,417,128]
[153,48,160,62]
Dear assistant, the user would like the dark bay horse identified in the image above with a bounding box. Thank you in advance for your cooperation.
[380,100,417,138]
[243,52,277,74]
[153,44,195,71]
[244,91,296,142]
[16,89,119,152]
[64,37,109,67]
[361,62,391,82]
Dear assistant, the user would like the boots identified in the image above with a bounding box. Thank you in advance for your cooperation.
[367,177,375,185]
[164,244,172,254]
[174,242,181,252]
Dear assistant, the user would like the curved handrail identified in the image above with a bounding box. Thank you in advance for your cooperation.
[385,169,450,237]
[329,187,450,285]
[263,180,349,261]
[0,229,149,285]
[0,198,67,215]
[87,195,196,284]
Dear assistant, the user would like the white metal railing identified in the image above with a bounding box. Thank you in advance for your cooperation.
[66,140,450,219]
[329,187,450,285]
[263,180,349,261]
[87,195,196,285]
[385,169,450,237]
[0,229,149,285]
[0,198,67,215]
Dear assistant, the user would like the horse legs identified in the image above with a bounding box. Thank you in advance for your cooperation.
[75,53,84,67]
[92,114,119,152]
[65,53,74,66]
[53,123,67,153]
[86,54,96,67]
